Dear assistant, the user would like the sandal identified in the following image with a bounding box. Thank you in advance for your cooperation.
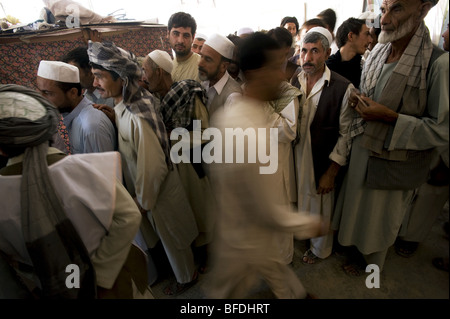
[302,249,319,264]
[342,262,365,276]
[163,272,198,296]
[395,239,419,258]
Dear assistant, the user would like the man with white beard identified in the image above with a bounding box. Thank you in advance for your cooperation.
[331,0,449,276]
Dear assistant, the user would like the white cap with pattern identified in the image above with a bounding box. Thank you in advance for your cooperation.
[204,33,235,60]
[148,50,174,74]
[37,60,80,83]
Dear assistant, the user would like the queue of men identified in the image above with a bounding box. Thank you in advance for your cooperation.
[0,0,448,299]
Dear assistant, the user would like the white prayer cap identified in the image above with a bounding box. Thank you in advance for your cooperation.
[148,50,173,74]
[204,33,235,60]
[37,60,80,83]
[306,26,333,47]
[237,27,254,37]
[195,33,208,40]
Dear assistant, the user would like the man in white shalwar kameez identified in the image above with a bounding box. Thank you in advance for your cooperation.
[206,32,327,299]
[294,27,354,264]
[87,41,199,296]
[331,0,449,275]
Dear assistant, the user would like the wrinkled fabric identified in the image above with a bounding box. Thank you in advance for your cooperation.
[87,41,172,169]
[0,84,96,298]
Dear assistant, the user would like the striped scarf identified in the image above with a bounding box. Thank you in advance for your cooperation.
[87,41,172,169]
[160,79,207,132]
[350,21,433,160]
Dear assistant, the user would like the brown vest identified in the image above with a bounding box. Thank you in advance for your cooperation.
[310,71,350,186]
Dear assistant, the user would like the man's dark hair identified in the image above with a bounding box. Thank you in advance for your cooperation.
[168,12,197,36]
[90,62,121,81]
[61,47,90,71]
[56,82,82,96]
[336,18,366,48]
[239,32,281,72]
[267,27,293,48]
[301,18,326,30]
[317,8,337,32]
[280,16,299,34]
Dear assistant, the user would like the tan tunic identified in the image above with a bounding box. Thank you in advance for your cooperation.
[172,53,201,83]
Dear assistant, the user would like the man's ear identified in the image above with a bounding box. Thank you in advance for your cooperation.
[326,47,332,59]
[348,31,354,42]
[419,1,433,20]
[68,87,79,99]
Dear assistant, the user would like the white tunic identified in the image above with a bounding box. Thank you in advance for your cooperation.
[0,149,141,289]
[295,66,354,258]
[114,101,198,283]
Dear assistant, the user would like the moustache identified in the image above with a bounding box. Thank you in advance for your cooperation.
[198,67,207,74]
[302,63,315,68]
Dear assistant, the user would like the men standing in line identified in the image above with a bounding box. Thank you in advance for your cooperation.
[198,33,242,118]
[36,60,117,154]
[0,84,150,299]
[294,27,355,264]
[143,49,216,273]
[168,12,201,82]
[331,0,449,276]
[87,41,199,296]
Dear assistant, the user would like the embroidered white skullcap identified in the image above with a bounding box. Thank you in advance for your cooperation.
[306,26,333,47]
[204,33,235,60]
[195,32,208,40]
[37,60,80,83]
[148,50,173,74]
[237,27,254,37]
[0,92,46,121]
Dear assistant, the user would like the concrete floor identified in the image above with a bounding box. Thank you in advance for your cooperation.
[149,202,449,300]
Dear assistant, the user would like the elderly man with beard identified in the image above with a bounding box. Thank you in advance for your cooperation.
[198,33,242,118]
[142,49,216,274]
[331,0,449,276]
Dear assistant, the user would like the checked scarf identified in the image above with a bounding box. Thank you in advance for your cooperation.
[87,41,172,169]
[160,79,207,132]
[349,21,433,160]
